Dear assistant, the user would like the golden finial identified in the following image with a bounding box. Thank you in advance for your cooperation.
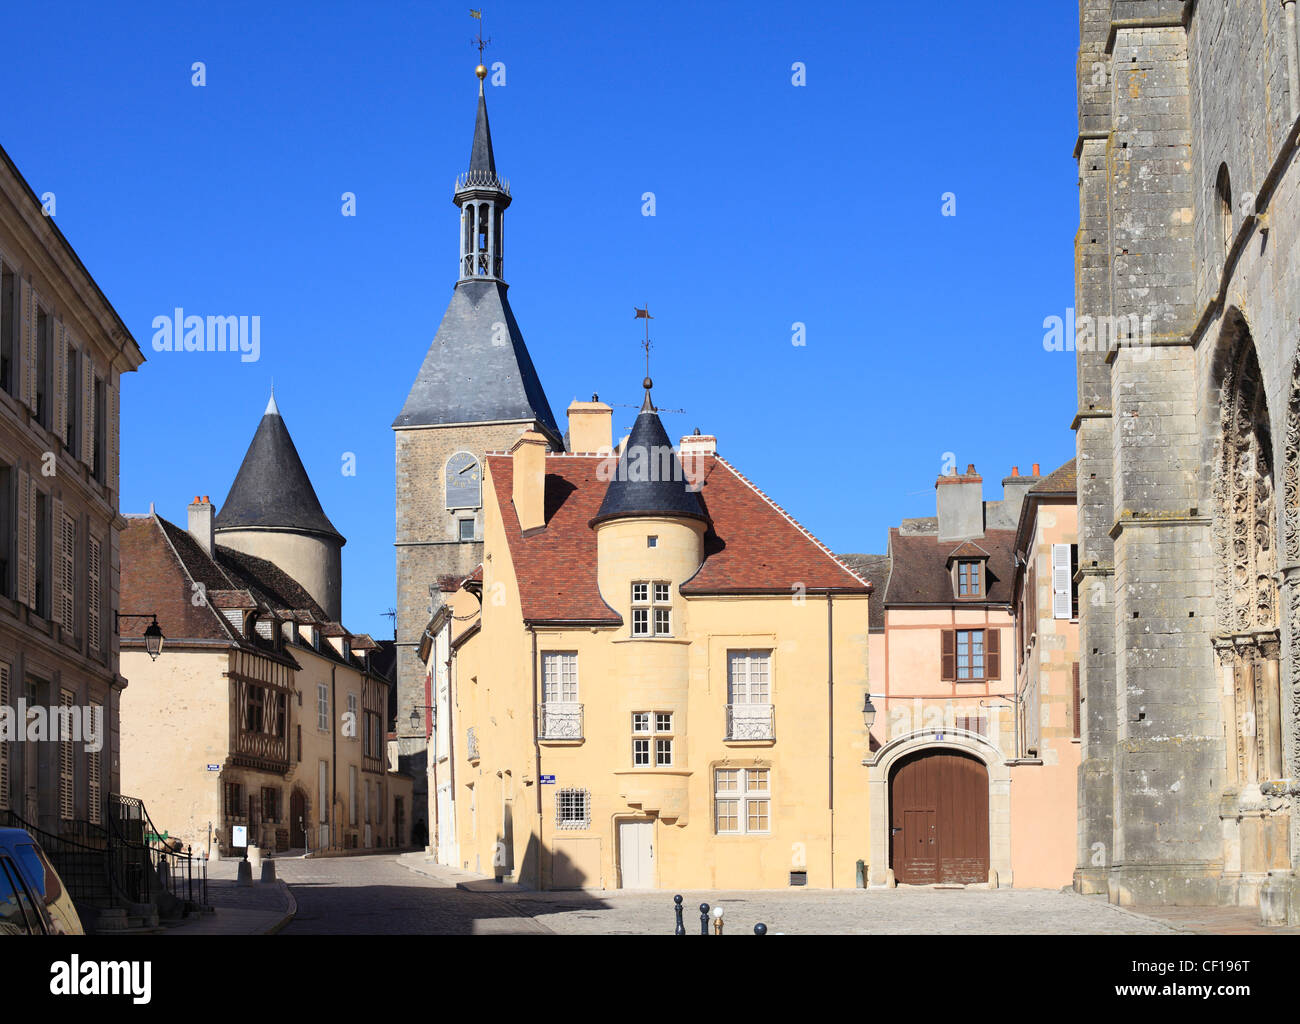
[476,64,488,80]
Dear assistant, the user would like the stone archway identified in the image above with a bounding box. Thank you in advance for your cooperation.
[865,728,1010,888]
[1212,313,1288,904]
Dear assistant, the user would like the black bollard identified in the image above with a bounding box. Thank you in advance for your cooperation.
[754,923,767,936]
[700,902,710,935]
[674,895,685,935]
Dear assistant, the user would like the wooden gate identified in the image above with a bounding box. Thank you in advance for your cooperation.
[889,749,989,885]
[289,789,306,848]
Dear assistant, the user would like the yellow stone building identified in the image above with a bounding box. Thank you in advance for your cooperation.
[424,386,873,891]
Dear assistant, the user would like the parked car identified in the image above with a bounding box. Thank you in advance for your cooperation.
[0,828,85,935]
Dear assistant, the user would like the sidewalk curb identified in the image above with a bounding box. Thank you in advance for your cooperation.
[264,880,298,935]
[1060,889,1191,933]
[396,853,552,934]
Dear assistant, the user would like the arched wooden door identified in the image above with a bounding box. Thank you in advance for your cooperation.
[889,750,989,885]
[290,789,307,848]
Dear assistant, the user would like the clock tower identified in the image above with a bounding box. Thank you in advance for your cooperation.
[392,64,562,799]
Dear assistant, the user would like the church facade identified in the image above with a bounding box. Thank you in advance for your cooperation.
[1075,0,1300,921]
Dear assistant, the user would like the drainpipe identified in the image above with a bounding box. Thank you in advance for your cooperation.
[529,625,543,890]
[827,593,835,889]
[331,665,337,851]
[1285,1,1300,121]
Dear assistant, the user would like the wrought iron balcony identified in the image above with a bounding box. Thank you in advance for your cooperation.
[538,702,584,741]
[466,726,480,762]
[726,703,775,741]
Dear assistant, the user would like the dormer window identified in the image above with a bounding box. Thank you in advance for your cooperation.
[957,560,982,598]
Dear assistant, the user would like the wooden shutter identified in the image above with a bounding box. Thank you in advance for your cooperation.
[940,629,956,681]
[1072,662,1082,740]
[87,534,102,652]
[18,279,32,410]
[986,628,1001,680]
[15,469,30,608]
[59,688,74,820]
[27,289,40,417]
[108,377,118,488]
[51,497,64,628]
[80,357,94,468]
[87,701,102,825]
[1052,544,1072,619]
[60,507,75,633]
[53,321,67,446]
[0,662,9,810]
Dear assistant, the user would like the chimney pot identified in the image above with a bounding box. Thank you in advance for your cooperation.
[1011,466,1019,477]
[1032,463,1040,476]
[966,464,977,476]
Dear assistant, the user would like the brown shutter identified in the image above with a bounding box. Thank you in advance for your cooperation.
[60,508,76,634]
[87,534,102,653]
[87,701,102,825]
[51,497,65,628]
[80,356,94,468]
[940,629,956,681]
[1072,662,1081,740]
[26,289,40,416]
[986,628,1001,680]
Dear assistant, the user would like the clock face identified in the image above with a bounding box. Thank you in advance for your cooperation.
[446,452,482,510]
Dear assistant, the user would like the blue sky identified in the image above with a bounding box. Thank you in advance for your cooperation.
[1,1,1080,639]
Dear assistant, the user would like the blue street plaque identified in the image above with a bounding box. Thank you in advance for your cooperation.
[206,764,220,771]
[540,775,556,785]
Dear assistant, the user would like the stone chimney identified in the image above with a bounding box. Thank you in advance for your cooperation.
[188,495,215,556]
[511,430,548,532]
[567,395,613,453]
[1000,465,1040,520]
[936,464,984,542]
[679,429,717,458]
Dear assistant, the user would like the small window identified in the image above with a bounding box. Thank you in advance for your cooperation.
[632,711,673,766]
[458,518,475,542]
[631,580,673,637]
[957,560,982,597]
[647,535,658,548]
[555,788,590,830]
[1216,163,1233,262]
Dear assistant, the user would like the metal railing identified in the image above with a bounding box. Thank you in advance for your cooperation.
[107,793,206,911]
[0,809,124,909]
[726,703,775,741]
[538,702,584,741]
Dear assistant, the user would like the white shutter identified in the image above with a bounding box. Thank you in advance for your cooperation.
[59,688,74,820]
[15,469,30,608]
[0,662,9,810]
[80,356,94,469]
[87,534,102,652]
[1052,543,1072,620]
[53,321,67,446]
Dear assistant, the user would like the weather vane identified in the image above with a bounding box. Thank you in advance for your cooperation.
[470,9,490,73]
[624,305,685,414]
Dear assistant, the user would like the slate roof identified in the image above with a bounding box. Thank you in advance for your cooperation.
[122,513,373,669]
[392,279,561,438]
[486,452,870,625]
[214,394,344,543]
[883,528,1017,606]
[591,401,706,526]
[835,554,890,630]
[469,85,496,177]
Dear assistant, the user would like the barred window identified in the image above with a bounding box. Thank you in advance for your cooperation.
[555,788,590,830]
[261,786,280,823]
[714,768,771,835]
[225,781,244,819]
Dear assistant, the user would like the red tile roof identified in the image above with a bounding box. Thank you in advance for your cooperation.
[486,452,869,624]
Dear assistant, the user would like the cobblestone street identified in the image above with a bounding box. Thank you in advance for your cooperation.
[256,852,1267,935]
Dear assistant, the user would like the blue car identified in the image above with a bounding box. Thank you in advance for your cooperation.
[0,827,85,935]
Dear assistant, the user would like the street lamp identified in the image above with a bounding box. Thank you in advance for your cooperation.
[861,693,878,730]
[117,612,166,661]
[409,705,436,733]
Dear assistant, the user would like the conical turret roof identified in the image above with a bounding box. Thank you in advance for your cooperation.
[470,82,496,177]
[214,393,345,543]
[592,384,706,526]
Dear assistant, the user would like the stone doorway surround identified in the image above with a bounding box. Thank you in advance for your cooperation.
[863,728,1011,889]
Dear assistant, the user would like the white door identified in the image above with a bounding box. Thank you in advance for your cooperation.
[618,820,654,889]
